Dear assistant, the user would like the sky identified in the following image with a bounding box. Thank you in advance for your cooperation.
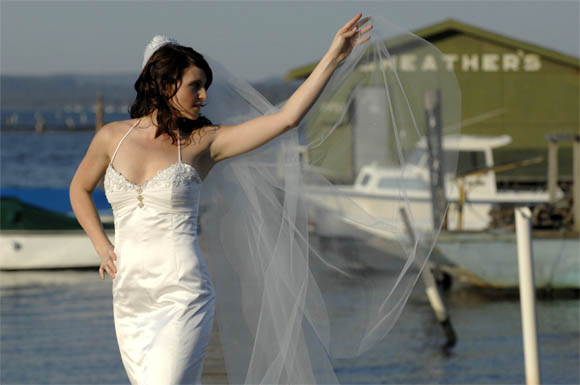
[1,0,578,82]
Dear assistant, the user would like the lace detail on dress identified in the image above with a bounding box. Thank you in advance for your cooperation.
[104,162,201,192]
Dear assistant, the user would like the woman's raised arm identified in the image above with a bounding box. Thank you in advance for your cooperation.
[209,13,372,163]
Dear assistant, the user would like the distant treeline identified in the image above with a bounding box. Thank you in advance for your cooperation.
[1,74,302,109]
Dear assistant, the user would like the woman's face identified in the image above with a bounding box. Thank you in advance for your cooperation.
[170,65,208,120]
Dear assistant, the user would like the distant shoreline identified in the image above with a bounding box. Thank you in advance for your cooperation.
[1,126,99,132]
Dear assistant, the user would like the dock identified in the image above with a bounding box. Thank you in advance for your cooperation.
[202,316,229,385]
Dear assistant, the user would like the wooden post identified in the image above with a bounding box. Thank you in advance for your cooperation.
[424,89,447,231]
[573,135,580,233]
[544,133,579,232]
[457,181,466,231]
[400,207,456,349]
[96,92,105,189]
[34,114,45,134]
[547,140,558,204]
[96,93,104,132]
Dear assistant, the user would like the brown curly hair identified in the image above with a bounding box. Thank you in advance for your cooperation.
[129,43,215,145]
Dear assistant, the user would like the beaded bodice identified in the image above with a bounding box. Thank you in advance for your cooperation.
[104,161,200,192]
[103,118,202,217]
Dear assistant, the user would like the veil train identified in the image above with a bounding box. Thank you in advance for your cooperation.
[192,14,462,385]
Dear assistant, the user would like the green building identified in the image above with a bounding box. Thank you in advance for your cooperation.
[285,19,579,184]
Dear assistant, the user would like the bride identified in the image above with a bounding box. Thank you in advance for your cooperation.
[70,14,372,385]
[70,12,460,385]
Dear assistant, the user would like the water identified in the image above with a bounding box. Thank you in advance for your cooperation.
[1,130,105,189]
[1,130,579,384]
[0,272,125,384]
[1,271,578,384]
[1,130,112,217]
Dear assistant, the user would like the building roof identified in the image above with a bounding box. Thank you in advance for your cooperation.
[284,18,580,81]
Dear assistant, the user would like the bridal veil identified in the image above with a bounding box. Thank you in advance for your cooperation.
[146,14,461,384]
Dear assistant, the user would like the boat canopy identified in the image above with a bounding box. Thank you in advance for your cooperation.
[416,134,512,151]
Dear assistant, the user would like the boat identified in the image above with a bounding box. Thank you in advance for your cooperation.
[0,195,114,270]
[306,134,563,233]
[305,134,579,289]
[436,230,579,290]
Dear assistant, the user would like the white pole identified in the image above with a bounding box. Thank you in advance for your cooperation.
[515,206,541,385]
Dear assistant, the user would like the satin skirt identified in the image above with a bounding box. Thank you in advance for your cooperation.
[112,211,216,385]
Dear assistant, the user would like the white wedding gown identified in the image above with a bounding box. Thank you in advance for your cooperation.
[104,118,216,385]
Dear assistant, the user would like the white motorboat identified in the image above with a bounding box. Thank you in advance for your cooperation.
[306,134,562,234]
[305,134,578,289]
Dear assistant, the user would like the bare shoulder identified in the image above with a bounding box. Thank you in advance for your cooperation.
[95,119,126,137]
[102,118,139,137]
[94,118,139,160]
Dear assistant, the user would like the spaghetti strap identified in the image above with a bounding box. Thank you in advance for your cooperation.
[109,118,141,165]
[177,127,182,163]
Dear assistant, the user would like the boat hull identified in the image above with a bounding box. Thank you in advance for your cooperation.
[436,231,580,289]
[0,229,115,270]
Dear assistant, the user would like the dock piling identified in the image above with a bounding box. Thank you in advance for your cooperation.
[573,135,579,233]
[96,93,104,132]
[400,207,456,348]
[547,139,558,204]
[515,206,541,385]
[544,133,580,232]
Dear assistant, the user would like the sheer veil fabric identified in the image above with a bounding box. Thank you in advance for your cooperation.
[151,14,460,385]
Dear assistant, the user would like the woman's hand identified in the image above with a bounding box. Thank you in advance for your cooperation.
[207,14,373,163]
[327,13,373,66]
[97,243,118,280]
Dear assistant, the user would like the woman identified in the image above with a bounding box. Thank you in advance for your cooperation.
[70,14,374,384]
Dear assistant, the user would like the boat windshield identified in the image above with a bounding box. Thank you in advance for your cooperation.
[377,178,426,190]
[360,173,371,186]
[407,148,426,166]
[409,148,486,176]
[444,150,487,176]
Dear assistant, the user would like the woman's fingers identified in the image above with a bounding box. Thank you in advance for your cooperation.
[98,256,117,280]
[340,13,363,33]
[341,16,372,39]
[342,15,370,36]
[343,27,359,38]
[96,244,118,280]
[359,24,373,36]
[342,21,373,45]
[354,34,372,46]
[107,249,117,277]
[107,260,117,275]
[355,16,371,29]
[354,25,373,45]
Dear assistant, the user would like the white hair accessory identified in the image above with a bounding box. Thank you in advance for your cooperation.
[142,34,179,69]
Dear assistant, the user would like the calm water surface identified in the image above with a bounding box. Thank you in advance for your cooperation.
[1,270,578,385]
